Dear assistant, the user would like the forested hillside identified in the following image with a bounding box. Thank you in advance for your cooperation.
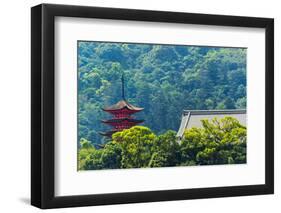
[78,41,246,145]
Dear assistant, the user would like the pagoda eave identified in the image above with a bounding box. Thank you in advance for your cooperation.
[101,119,144,123]
[102,107,143,113]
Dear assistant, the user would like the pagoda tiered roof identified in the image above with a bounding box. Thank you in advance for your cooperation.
[102,100,143,112]
[100,74,144,138]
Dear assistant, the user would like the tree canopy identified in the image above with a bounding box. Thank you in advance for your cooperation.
[78,117,246,170]
[78,42,246,145]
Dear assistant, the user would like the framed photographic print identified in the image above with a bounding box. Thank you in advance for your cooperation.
[31,3,274,209]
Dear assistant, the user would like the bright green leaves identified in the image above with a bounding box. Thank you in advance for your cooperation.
[78,117,246,170]
[113,126,156,168]
[181,117,246,165]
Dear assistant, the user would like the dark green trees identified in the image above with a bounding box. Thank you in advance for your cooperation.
[78,139,122,170]
[78,42,247,145]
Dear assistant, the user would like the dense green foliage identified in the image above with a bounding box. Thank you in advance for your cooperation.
[78,117,246,170]
[78,42,246,145]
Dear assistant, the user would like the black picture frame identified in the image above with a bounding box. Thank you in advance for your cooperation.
[31,3,274,209]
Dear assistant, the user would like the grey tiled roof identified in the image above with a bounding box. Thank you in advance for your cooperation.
[176,109,247,138]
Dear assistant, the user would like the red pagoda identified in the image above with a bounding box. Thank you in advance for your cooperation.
[100,75,144,137]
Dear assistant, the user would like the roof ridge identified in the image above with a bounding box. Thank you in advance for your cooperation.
[183,109,246,115]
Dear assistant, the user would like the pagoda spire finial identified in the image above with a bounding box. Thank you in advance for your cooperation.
[121,73,125,100]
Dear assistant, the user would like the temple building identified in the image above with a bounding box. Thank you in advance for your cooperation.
[100,75,144,137]
[176,109,247,140]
